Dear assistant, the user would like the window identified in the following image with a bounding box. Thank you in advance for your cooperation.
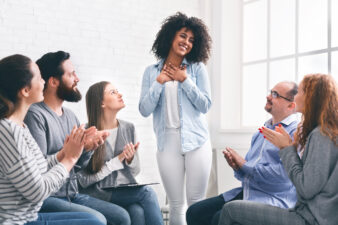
[241,0,338,127]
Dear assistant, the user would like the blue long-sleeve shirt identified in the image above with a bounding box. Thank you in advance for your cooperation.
[138,59,212,152]
[223,113,299,209]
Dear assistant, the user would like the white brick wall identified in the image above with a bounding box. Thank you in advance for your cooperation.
[0,0,205,206]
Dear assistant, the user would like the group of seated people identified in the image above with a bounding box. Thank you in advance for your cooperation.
[187,78,338,225]
[0,50,337,225]
[0,51,163,225]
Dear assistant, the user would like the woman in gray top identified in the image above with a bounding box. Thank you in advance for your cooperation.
[0,54,104,225]
[219,74,338,225]
[77,81,163,225]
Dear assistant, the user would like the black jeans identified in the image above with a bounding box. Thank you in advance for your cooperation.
[186,191,243,225]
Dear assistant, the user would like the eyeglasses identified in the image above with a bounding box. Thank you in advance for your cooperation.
[270,90,293,102]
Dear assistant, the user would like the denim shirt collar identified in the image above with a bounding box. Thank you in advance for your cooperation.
[155,58,189,70]
[264,113,298,128]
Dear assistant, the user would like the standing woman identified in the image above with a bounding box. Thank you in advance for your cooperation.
[219,74,338,225]
[0,54,104,225]
[77,81,163,225]
[139,12,212,225]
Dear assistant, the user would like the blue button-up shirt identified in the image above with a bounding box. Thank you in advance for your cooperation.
[138,59,212,152]
[223,113,299,208]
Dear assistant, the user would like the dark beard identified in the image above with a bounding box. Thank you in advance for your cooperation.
[56,79,82,102]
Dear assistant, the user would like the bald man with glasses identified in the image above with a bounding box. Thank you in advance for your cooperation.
[186,81,299,225]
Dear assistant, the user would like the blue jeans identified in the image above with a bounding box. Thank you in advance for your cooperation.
[40,193,131,225]
[122,203,145,225]
[186,192,243,225]
[25,212,105,225]
[110,185,164,225]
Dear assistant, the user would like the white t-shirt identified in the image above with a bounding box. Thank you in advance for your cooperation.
[165,80,180,128]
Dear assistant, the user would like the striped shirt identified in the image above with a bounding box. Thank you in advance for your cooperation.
[0,119,69,225]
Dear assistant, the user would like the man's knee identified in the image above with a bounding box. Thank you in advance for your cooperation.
[186,202,200,224]
[211,210,221,225]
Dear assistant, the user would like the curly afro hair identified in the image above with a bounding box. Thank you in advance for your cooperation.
[151,12,212,64]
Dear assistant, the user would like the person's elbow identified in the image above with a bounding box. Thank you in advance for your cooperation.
[26,186,48,203]
[138,103,152,117]
[199,98,212,114]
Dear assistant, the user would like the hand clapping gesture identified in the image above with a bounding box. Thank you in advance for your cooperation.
[118,142,140,164]
[58,125,86,171]
[259,124,293,149]
[223,147,246,170]
[84,128,110,151]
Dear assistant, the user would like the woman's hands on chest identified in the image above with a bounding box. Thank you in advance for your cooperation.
[156,63,189,84]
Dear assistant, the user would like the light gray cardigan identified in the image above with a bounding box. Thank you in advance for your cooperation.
[279,127,338,225]
[77,119,140,201]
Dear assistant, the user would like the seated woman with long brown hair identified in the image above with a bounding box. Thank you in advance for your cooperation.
[77,81,163,225]
[218,74,338,225]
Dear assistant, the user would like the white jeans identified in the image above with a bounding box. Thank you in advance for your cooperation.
[157,129,212,225]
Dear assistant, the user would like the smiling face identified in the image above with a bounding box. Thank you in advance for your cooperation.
[264,82,295,119]
[170,27,194,58]
[101,83,125,113]
[27,62,45,104]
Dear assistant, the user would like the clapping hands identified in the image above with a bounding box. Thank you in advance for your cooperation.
[223,147,246,170]
[118,142,140,164]
[259,124,293,149]
[58,125,86,171]
[84,127,110,151]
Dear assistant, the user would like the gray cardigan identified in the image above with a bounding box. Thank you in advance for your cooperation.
[77,119,140,201]
[279,127,338,225]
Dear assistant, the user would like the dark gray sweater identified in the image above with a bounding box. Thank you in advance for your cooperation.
[279,127,338,225]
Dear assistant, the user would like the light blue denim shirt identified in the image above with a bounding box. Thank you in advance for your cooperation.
[223,113,299,209]
[139,59,212,152]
